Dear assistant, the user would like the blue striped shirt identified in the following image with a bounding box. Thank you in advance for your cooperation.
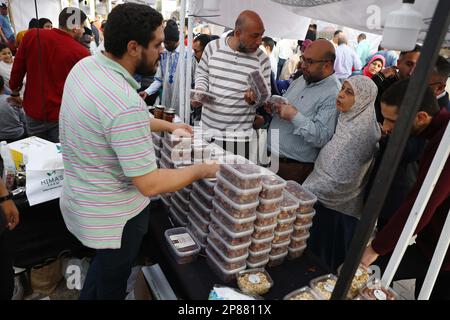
[268,74,341,163]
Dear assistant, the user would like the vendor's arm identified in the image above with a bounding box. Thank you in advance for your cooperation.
[0,177,19,231]
[149,118,193,135]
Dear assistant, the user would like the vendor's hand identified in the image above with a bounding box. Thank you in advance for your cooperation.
[274,102,298,121]
[244,88,256,105]
[380,66,398,79]
[361,243,379,267]
[170,123,193,136]
[7,96,22,108]
[191,100,203,108]
[139,91,148,100]
[198,160,220,179]
[1,200,19,230]
[253,115,265,129]
[263,101,273,115]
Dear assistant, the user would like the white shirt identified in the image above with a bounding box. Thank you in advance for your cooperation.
[276,39,297,60]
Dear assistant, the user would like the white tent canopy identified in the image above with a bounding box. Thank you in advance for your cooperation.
[193,0,450,46]
[9,0,61,33]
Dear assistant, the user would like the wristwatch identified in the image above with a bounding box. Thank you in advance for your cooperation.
[0,192,13,203]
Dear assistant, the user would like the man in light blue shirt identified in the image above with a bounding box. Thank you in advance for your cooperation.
[355,33,371,67]
[0,4,14,45]
[268,39,341,183]
[334,34,362,81]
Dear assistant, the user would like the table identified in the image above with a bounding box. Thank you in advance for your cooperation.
[144,200,332,300]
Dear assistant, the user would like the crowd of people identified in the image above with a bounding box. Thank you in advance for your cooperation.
[0,2,449,300]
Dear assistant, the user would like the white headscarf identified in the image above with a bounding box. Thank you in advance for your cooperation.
[303,75,381,218]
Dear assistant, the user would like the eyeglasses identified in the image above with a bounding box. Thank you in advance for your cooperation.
[429,81,445,86]
[299,56,331,66]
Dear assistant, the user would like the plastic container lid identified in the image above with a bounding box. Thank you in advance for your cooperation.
[164,131,192,148]
[250,235,275,245]
[246,258,270,269]
[213,200,257,224]
[285,180,317,204]
[190,202,210,227]
[206,247,246,279]
[293,222,313,230]
[291,233,310,242]
[261,174,286,190]
[258,195,283,206]
[210,213,255,239]
[171,195,189,217]
[164,227,200,257]
[277,215,296,225]
[274,227,294,238]
[309,274,338,300]
[209,223,252,252]
[237,268,274,296]
[288,244,307,252]
[220,163,261,181]
[271,239,291,248]
[248,246,271,256]
[187,215,208,241]
[255,209,280,221]
[213,186,259,213]
[253,221,277,233]
[283,286,322,300]
[190,191,212,217]
[169,208,188,227]
[160,149,174,167]
[192,182,214,204]
[173,190,190,208]
[358,279,400,300]
[217,172,262,195]
[207,237,249,263]
[161,194,171,207]
[199,178,216,189]
[296,210,316,218]
[268,250,288,260]
[280,191,300,211]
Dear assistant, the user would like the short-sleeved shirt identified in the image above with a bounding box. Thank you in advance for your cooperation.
[0,15,14,40]
[59,53,157,249]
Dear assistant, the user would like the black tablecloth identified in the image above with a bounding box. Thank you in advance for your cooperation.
[144,200,332,300]
[5,195,92,268]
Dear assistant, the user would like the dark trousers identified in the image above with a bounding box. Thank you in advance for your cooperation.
[0,231,14,300]
[277,161,314,184]
[307,202,359,271]
[79,206,150,300]
[213,139,251,160]
[375,245,450,300]
[276,58,286,80]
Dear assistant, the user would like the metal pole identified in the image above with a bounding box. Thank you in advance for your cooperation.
[178,0,186,119]
[382,123,450,286]
[185,0,194,124]
[419,206,450,300]
[332,0,450,300]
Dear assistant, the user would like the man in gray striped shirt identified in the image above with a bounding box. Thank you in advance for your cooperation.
[268,39,341,183]
[194,10,271,149]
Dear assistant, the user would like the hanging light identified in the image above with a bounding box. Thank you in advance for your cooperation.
[381,0,423,51]
[202,0,220,11]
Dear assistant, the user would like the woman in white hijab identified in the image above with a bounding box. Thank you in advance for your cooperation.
[303,75,381,270]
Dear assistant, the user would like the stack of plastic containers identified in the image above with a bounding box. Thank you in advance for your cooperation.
[249,175,286,269]
[284,180,317,260]
[206,163,261,282]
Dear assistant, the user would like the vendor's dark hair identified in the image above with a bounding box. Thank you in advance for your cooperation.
[194,34,211,50]
[104,3,163,58]
[399,44,421,57]
[381,79,439,117]
[38,18,52,28]
[0,43,8,51]
[59,7,87,30]
[28,18,39,29]
[262,36,275,51]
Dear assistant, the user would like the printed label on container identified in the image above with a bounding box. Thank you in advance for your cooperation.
[170,233,196,249]
[324,283,335,292]
[374,289,387,300]
[248,274,261,284]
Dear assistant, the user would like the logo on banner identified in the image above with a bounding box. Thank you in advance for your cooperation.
[41,170,64,191]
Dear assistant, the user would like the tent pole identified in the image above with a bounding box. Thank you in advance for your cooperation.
[184,0,194,124]
[178,0,186,120]
[331,0,450,300]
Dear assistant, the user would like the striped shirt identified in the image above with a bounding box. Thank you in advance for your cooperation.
[59,53,157,249]
[195,37,271,137]
[268,74,341,163]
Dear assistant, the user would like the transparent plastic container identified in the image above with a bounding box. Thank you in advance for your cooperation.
[192,183,214,209]
[190,204,210,233]
[192,142,212,162]
[206,247,246,283]
[278,192,299,220]
[216,172,261,204]
[294,210,316,226]
[237,268,274,296]
[220,163,261,190]
[357,279,399,300]
[290,234,309,249]
[214,186,259,219]
[267,251,288,268]
[337,263,371,299]
[189,193,211,222]
[246,257,270,269]
[248,245,272,257]
[160,149,175,169]
[310,274,338,300]
[172,190,190,212]
[207,242,248,271]
[154,145,162,159]
[164,131,192,149]
[207,226,251,259]
[257,196,283,214]
[259,175,286,200]
[187,216,208,245]
[165,227,201,264]
[287,245,307,260]
[162,139,192,166]
[275,215,296,232]
[252,222,277,240]
[160,193,171,208]
[169,208,188,227]
[211,200,256,233]
[152,132,163,148]
[292,223,313,238]
[285,180,317,214]
[283,286,322,300]
[249,235,275,255]
[254,210,279,227]
[270,239,290,254]
[197,178,216,196]
[178,185,192,201]
[171,196,189,222]
[209,219,253,246]
[247,253,270,265]
[272,228,293,244]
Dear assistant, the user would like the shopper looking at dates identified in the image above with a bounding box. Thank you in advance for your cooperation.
[59,3,219,300]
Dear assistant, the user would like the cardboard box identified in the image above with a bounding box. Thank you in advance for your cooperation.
[8,136,56,170]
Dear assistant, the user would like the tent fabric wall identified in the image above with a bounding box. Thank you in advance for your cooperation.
[10,0,61,33]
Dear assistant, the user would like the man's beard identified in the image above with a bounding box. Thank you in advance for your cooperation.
[237,41,254,54]
[303,71,323,85]
[136,52,159,76]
